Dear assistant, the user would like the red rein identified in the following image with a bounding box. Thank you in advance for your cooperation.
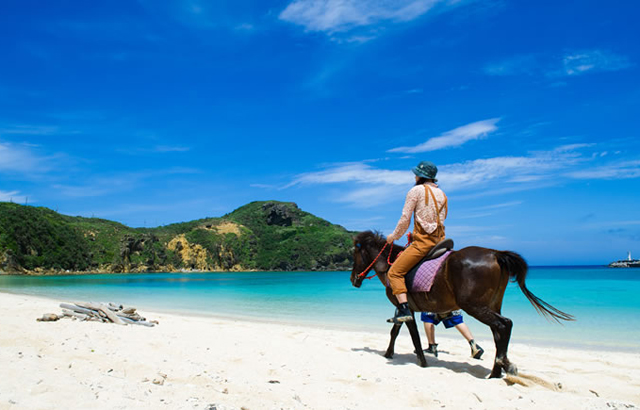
[357,234,412,280]
[357,243,388,280]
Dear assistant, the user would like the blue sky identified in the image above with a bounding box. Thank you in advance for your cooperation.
[1,0,639,265]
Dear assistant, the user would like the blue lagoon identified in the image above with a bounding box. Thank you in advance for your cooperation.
[1,266,638,352]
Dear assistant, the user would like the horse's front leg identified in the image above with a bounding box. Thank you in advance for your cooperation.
[406,312,427,367]
[384,323,403,358]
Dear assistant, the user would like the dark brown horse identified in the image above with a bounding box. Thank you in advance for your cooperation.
[350,231,574,378]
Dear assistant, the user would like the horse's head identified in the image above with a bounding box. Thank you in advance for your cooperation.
[351,230,388,288]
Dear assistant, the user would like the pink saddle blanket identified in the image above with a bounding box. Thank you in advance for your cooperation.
[409,251,452,292]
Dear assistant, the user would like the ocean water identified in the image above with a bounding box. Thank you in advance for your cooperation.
[1,266,639,352]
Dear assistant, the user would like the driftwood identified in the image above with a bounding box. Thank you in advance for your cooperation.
[60,303,99,317]
[43,302,158,327]
[75,302,126,325]
[62,310,93,321]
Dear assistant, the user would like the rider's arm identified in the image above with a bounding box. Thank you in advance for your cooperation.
[388,186,419,241]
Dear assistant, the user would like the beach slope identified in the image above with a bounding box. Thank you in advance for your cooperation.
[0,293,638,410]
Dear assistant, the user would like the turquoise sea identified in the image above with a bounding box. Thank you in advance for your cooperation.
[1,266,639,352]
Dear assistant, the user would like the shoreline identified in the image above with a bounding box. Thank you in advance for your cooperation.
[0,264,616,276]
[1,288,638,355]
[0,268,351,276]
[1,292,639,410]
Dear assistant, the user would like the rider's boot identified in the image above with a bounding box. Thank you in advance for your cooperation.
[386,303,413,323]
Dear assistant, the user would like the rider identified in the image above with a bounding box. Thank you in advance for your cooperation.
[386,161,448,323]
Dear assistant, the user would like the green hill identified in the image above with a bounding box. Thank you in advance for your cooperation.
[0,201,357,274]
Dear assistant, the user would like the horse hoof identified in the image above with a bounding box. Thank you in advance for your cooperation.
[489,367,502,378]
[419,360,428,368]
[384,352,394,359]
[506,363,518,376]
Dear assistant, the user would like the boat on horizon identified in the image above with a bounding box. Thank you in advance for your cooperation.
[608,251,640,268]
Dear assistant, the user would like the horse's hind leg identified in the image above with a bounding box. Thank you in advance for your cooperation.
[384,323,402,359]
[406,312,427,367]
[463,306,516,378]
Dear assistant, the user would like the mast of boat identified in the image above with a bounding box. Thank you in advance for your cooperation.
[629,251,632,261]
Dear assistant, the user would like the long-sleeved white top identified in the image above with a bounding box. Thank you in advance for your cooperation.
[389,183,447,240]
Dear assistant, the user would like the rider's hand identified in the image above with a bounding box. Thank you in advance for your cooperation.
[386,235,395,244]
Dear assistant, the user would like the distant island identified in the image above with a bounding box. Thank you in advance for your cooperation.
[608,252,640,268]
[0,201,356,275]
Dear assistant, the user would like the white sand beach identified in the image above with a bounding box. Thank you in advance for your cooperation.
[0,292,638,410]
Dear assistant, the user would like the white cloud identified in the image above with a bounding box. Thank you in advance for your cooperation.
[284,162,414,207]
[470,200,523,211]
[283,143,640,208]
[564,160,640,180]
[388,118,500,153]
[235,23,254,31]
[118,145,193,155]
[446,224,498,235]
[484,50,632,78]
[279,0,442,34]
[439,156,540,190]
[439,144,590,191]
[284,144,602,207]
[0,125,60,135]
[286,162,413,187]
[560,50,632,76]
[554,143,595,152]
[338,34,377,44]
[340,215,385,230]
[0,140,52,174]
[454,201,522,219]
[50,168,200,199]
[334,184,408,207]
[154,145,191,153]
[50,184,114,198]
[483,54,538,76]
[250,183,279,189]
[0,190,28,203]
[50,173,147,198]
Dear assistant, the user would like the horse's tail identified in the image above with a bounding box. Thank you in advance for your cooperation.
[496,251,575,323]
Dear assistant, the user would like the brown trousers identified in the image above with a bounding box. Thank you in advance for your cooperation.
[388,224,445,295]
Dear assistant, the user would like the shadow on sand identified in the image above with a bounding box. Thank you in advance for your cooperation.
[352,346,491,379]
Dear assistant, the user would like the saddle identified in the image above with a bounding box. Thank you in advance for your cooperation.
[405,238,454,291]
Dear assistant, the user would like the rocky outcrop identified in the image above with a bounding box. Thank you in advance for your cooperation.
[0,249,23,274]
[167,235,210,271]
[262,202,297,227]
[214,244,244,271]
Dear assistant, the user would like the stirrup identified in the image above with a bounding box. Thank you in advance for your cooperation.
[386,307,414,323]
[386,314,414,324]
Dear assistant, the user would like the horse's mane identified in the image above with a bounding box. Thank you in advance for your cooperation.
[355,230,386,249]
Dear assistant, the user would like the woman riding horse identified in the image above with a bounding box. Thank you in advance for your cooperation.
[351,161,574,375]
[387,160,448,323]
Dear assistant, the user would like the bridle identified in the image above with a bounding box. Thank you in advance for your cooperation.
[355,242,388,280]
[355,234,411,280]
